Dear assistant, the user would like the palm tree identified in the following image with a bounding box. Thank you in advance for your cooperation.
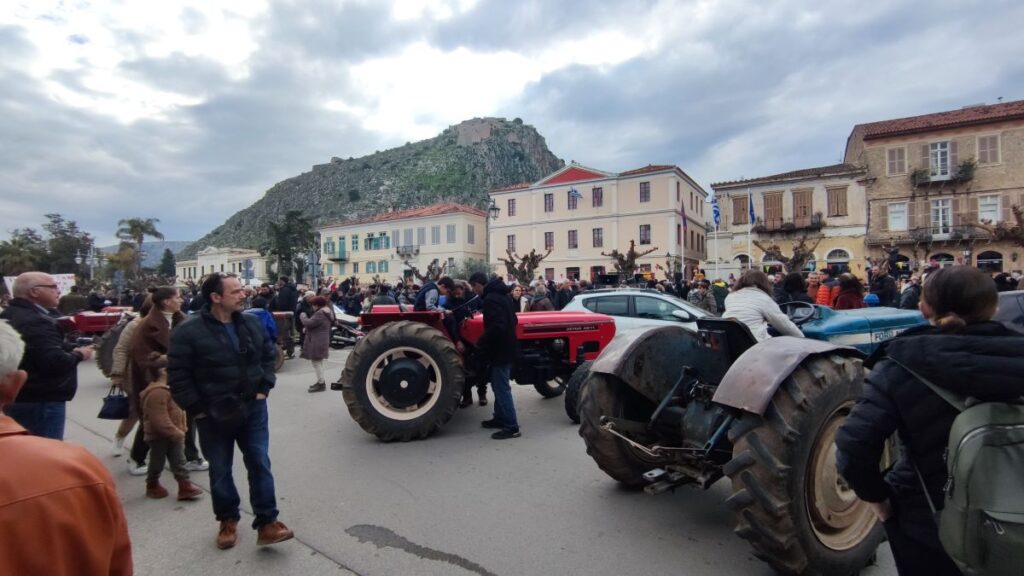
[0,229,48,276]
[116,218,164,277]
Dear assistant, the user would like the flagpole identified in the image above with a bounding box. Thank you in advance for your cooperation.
[747,188,752,273]
[715,225,720,279]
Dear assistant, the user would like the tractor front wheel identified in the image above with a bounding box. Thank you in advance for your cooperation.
[578,372,665,488]
[533,376,566,398]
[564,360,593,424]
[724,354,883,576]
[340,321,464,442]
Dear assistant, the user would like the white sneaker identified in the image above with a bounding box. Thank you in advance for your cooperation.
[111,436,125,457]
[184,459,210,472]
[126,459,147,476]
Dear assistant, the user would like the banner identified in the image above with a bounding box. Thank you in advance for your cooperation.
[4,274,76,297]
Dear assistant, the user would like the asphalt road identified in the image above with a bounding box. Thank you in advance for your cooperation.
[65,352,897,576]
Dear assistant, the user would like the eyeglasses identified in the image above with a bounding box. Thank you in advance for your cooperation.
[31,284,59,290]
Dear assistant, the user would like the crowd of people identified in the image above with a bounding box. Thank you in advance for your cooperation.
[0,261,1021,574]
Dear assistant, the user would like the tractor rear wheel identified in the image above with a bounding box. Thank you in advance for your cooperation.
[274,344,285,372]
[724,354,883,576]
[340,321,464,442]
[564,360,593,424]
[578,372,665,488]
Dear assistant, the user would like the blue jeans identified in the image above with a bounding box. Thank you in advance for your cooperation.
[5,401,66,440]
[196,399,279,529]
[490,363,518,432]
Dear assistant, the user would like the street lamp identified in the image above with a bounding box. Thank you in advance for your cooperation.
[75,247,102,281]
[486,199,500,276]
[962,248,972,266]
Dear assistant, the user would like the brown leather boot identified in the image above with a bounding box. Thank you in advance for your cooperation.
[217,519,239,550]
[145,481,169,499]
[176,479,203,501]
[256,520,295,546]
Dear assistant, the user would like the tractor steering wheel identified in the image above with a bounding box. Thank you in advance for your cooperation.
[779,301,817,326]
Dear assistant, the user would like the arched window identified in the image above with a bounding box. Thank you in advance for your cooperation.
[733,253,750,270]
[366,262,376,274]
[760,252,783,275]
[929,253,955,268]
[378,261,389,273]
[976,251,1003,272]
[826,249,851,262]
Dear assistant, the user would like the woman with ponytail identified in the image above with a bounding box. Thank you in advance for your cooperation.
[835,266,1024,575]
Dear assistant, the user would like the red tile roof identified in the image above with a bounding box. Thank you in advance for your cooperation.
[858,99,1024,140]
[711,163,865,188]
[618,164,676,177]
[322,202,485,228]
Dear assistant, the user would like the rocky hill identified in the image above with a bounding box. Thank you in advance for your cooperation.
[180,118,563,258]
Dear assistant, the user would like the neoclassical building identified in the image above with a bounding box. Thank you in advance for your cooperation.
[487,163,708,281]
[709,164,869,279]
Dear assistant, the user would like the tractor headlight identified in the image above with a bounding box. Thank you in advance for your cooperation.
[550,338,566,353]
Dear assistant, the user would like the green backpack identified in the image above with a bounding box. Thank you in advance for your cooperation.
[894,360,1024,575]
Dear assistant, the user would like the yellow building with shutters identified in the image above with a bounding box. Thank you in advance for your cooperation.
[845,99,1024,274]
[316,203,487,285]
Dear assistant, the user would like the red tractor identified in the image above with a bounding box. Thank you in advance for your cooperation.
[336,305,616,441]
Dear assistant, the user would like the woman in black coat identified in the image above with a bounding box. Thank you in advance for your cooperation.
[774,272,814,305]
[835,266,1024,575]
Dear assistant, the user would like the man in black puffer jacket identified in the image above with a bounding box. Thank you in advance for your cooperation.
[836,266,1024,575]
[168,273,293,550]
[469,273,519,439]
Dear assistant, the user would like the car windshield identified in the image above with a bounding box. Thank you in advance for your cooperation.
[656,293,713,318]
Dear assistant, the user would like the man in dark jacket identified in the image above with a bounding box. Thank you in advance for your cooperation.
[413,277,454,311]
[273,277,298,314]
[469,273,519,439]
[0,272,94,439]
[57,285,88,315]
[835,319,1024,574]
[555,280,574,310]
[168,273,293,550]
[869,267,898,307]
[898,276,921,310]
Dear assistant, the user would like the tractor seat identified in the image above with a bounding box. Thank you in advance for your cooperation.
[696,317,758,359]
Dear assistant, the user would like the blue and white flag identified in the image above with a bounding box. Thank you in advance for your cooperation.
[748,193,756,224]
[568,187,583,200]
[711,194,721,229]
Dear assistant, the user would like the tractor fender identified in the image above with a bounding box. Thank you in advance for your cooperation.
[590,325,702,403]
[711,336,864,415]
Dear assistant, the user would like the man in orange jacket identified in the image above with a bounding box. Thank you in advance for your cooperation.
[815,268,839,307]
[0,320,133,575]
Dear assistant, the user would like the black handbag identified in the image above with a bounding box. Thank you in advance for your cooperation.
[97,385,130,420]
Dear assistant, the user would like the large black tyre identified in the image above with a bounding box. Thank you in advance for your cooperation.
[563,360,593,424]
[724,354,883,576]
[533,376,566,398]
[578,372,665,488]
[273,344,285,373]
[340,320,464,442]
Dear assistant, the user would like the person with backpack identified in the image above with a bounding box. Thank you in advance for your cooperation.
[835,266,1024,576]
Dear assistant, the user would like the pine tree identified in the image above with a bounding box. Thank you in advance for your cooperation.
[158,248,176,277]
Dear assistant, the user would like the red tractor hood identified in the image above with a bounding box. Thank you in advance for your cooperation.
[461,310,616,357]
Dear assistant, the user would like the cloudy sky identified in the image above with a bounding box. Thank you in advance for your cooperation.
[2,0,1022,244]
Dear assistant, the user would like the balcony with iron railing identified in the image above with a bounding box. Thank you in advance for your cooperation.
[395,244,420,257]
[750,213,825,234]
[866,224,989,246]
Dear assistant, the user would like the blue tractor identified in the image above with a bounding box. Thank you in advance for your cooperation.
[576,303,926,576]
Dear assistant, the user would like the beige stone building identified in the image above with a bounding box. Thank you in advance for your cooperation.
[709,164,869,279]
[176,246,271,286]
[317,203,487,285]
[845,99,1024,274]
[487,163,708,282]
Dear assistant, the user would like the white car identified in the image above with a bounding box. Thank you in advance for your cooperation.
[561,288,712,332]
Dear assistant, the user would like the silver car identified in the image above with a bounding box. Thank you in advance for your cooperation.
[562,288,711,332]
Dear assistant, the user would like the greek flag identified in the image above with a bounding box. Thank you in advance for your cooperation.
[749,193,756,224]
[568,187,583,200]
[711,194,721,229]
